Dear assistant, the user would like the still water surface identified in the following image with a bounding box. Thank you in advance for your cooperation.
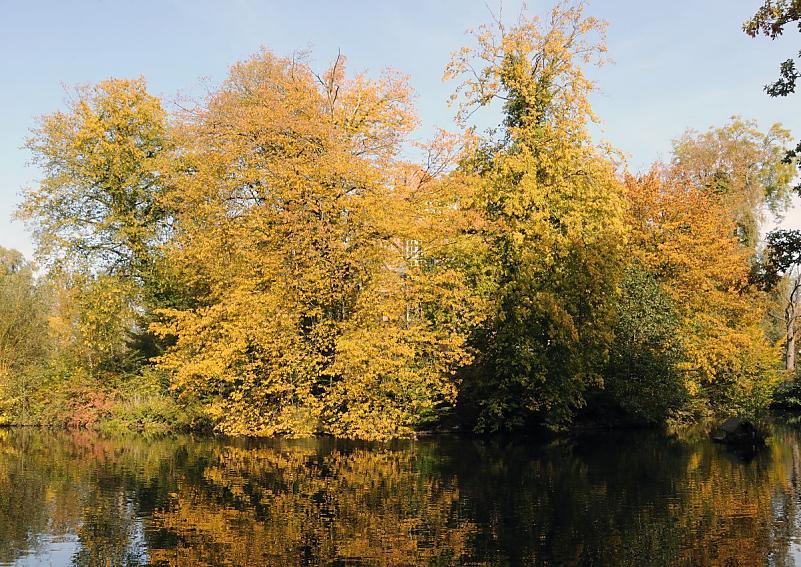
[3,426,801,565]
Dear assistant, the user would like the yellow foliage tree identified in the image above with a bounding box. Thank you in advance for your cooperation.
[153,51,479,439]
[19,78,170,277]
[445,3,628,431]
[625,169,781,416]
[671,117,796,249]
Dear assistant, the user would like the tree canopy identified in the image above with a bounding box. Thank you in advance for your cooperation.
[3,1,798,438]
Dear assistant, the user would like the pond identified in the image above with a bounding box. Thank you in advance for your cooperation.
[1,426,801,566]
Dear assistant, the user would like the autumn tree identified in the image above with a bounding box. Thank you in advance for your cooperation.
[671,117,796,249]
[50,273,138,376]
[670,117,798,381]
[446,2,627,431]
[0,248,51,423]
[8,4,795,438]
[625,170,781,417]
[19,78,170,278]
[17,78,174,372]
[153,51,478,440]
[0,249,46,377]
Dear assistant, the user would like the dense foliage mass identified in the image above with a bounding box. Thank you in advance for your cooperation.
[2,2,799,439]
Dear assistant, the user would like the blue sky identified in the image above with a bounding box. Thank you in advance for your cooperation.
[1,0,799,258]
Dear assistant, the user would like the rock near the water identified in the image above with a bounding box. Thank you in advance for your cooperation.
[711,417,764,445]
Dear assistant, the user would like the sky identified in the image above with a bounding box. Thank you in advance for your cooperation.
[1,0,799,259]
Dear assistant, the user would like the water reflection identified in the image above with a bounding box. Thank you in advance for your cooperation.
[1,427,801,565]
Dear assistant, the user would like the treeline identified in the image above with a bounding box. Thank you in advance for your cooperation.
[2,3,800,439]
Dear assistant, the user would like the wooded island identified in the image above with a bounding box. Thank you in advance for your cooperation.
[2,2,800,440]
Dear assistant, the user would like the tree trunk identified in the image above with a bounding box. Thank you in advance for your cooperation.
[786,274,801,376]
[788,315,796,374]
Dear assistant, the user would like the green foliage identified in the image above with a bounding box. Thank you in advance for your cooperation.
[0,248,51,423]
[773,379,801,409]
[5,360,201,434]
[98,368,208,435]
[744,0,801,97]
[602,267,687,423]
[763,229,801,277]
[0,249,49,374]
[744,1,801,189]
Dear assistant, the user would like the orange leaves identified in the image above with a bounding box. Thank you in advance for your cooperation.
[625,169,751,305]
[670,117,795,249]
[624,169,781,412]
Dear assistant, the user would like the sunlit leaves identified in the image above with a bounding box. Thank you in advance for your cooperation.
[671,117,796,249]
[153,51,476,440]
[447,2,627,432]
[19,78,170,277]
[625,171,781,417]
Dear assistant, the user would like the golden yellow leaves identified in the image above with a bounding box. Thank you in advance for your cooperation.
[151,51,477,440]
[19,78,168,275]
[445,2,608,130]
[625,170,782,414]
[15,2,788,437]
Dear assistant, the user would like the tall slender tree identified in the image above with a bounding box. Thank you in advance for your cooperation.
[446,2,627,431]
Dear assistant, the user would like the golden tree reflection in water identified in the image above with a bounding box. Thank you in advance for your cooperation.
[2,429,801,565]
[149,443,474,565]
